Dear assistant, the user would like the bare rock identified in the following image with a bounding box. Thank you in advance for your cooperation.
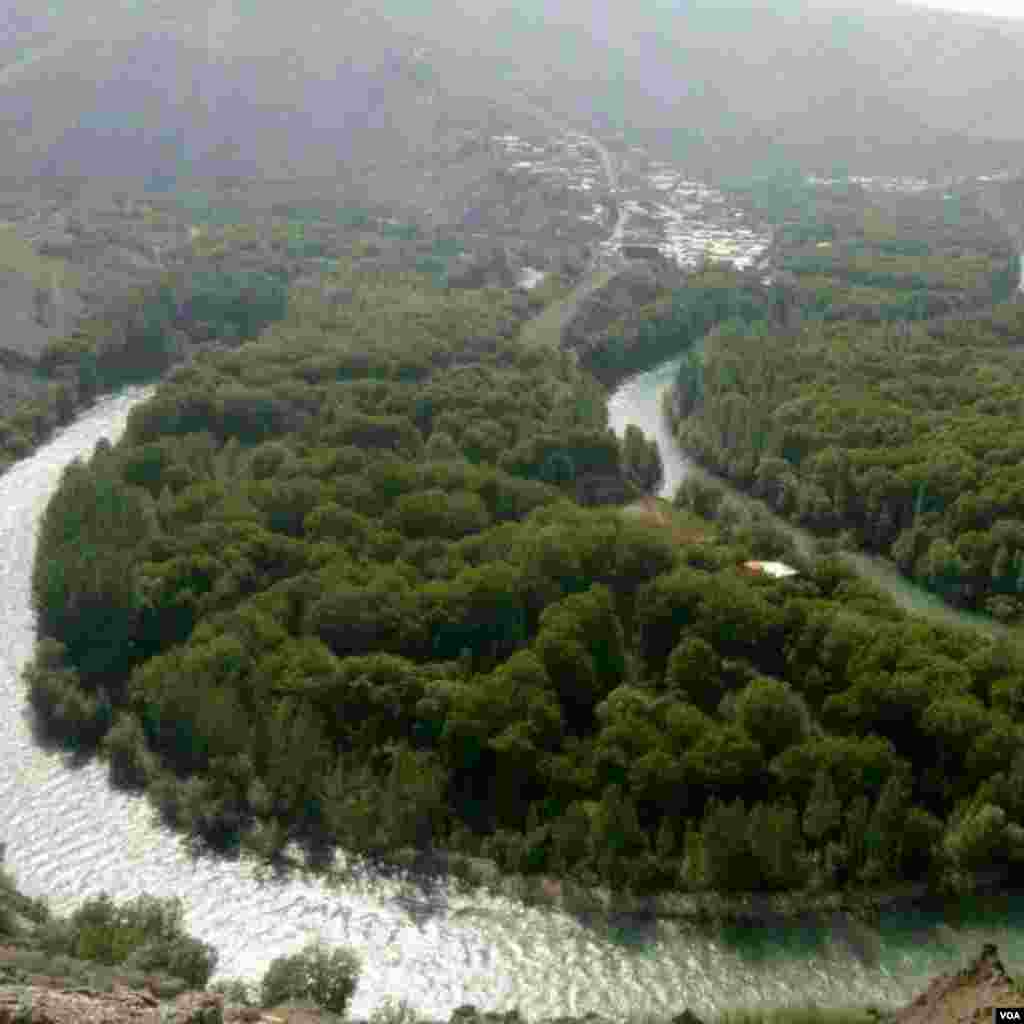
[893,944,1024,1024]
[0,982,166,1023]
[0,983,226,1024]
[168,991,224,1023]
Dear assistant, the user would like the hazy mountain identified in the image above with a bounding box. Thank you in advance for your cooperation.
[4,0,1024,190]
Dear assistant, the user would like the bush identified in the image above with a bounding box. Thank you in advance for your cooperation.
[209,978,254,1006]
[0,900,15,937]
[260,940,360,1014]
[103,714,153,789]
[43,893,218,987]
[370,998,421,1024]
[35,916,75,957]
[24,643,111,749]
[123,931,219,989]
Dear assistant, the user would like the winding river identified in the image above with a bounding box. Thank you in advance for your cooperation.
[5,5,1024,1014]
[607,355,1011,640]
[0,380,1022,1020]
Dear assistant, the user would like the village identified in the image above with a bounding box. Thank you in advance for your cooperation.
[486,130,774,286]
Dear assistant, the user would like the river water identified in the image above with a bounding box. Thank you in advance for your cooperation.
[607,354,1011,639]
[2,382,1024,1020]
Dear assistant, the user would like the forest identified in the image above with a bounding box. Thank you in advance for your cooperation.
[574,265,778,388]
[577,182,1017,394]
[669,179,1024,618]
[770,185,1018,322]
[25,252,1024,902]
[0,190,496,475]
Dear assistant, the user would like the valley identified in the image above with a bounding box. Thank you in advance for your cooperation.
[5,2,1024,1023]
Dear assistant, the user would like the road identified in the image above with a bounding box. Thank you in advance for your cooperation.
[509,89,630,269]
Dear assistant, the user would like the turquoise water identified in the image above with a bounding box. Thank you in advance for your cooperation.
[607,353,1012,640]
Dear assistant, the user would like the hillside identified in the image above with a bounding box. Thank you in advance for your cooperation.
[6,0,1024,189]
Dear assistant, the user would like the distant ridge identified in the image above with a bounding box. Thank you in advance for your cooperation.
[5,0,1024,190]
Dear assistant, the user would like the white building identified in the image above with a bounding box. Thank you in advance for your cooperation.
[742,560,799,579]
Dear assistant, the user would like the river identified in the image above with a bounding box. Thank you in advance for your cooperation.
[608,353,1012,640]
[1,384,1024,1021]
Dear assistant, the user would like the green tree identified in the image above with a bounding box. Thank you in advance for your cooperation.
[665,635,724,713]
[32,462,156,681]
[803,768,842,844]
[734,676,808,759]
[535,584,626,728]
[942,803,1008,871]
[700,798,759,891]
[592,783,649,885]
[862,766,911,883]
[260,940,360,1014]
[62,893,217,987]
[550,800,594,872]
[921,696,992,755]
[621,424,663,491]
[844,794,871,877]
[102,714,153,790]
[684,725,765,795]
[377,745,447,849]
[748,800,806,889]
[540,450,576,486]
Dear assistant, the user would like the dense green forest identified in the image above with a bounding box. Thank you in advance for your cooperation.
[26,255,1024,902]
[577,183,1016,391]
[668,179,1024,616]
[673,303,1024,624]
[576,266,778,387]
[769,185,1018,322]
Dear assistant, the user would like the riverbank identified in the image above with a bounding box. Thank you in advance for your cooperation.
[612,358,1016,646]
[6,215,1024,1020]
[3,837,1021,1024]
[3,845,1023,1024]
[297,839,1016,937]
[656,325,1023,646]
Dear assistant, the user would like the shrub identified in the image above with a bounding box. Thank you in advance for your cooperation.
[103,714,153,789]
[42,893,218,987]
[259,940,360,1014]
[370,998,421,1024]
[0,900,15,937]
[123,931,219,989]
[209,978,254,1006]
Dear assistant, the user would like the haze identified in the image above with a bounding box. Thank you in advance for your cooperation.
[6,0,1024,190]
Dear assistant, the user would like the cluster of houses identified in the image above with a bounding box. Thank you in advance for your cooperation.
[805,173,935,194]
[491,132,604,194]
[488,131,775,276]
[596,157,772,272]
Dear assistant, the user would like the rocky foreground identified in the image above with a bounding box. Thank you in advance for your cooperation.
[889,943,1024,1024]
[1,942,1023,1024]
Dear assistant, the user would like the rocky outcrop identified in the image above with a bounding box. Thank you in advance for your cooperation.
[892,944,1024,1024]
[0,984,226,1023]
[0,982,331,1024]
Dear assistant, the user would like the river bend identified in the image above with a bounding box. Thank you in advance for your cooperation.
[1,385,1023,1019]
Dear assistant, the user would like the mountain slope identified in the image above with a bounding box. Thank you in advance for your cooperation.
[4,0,1024,196]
